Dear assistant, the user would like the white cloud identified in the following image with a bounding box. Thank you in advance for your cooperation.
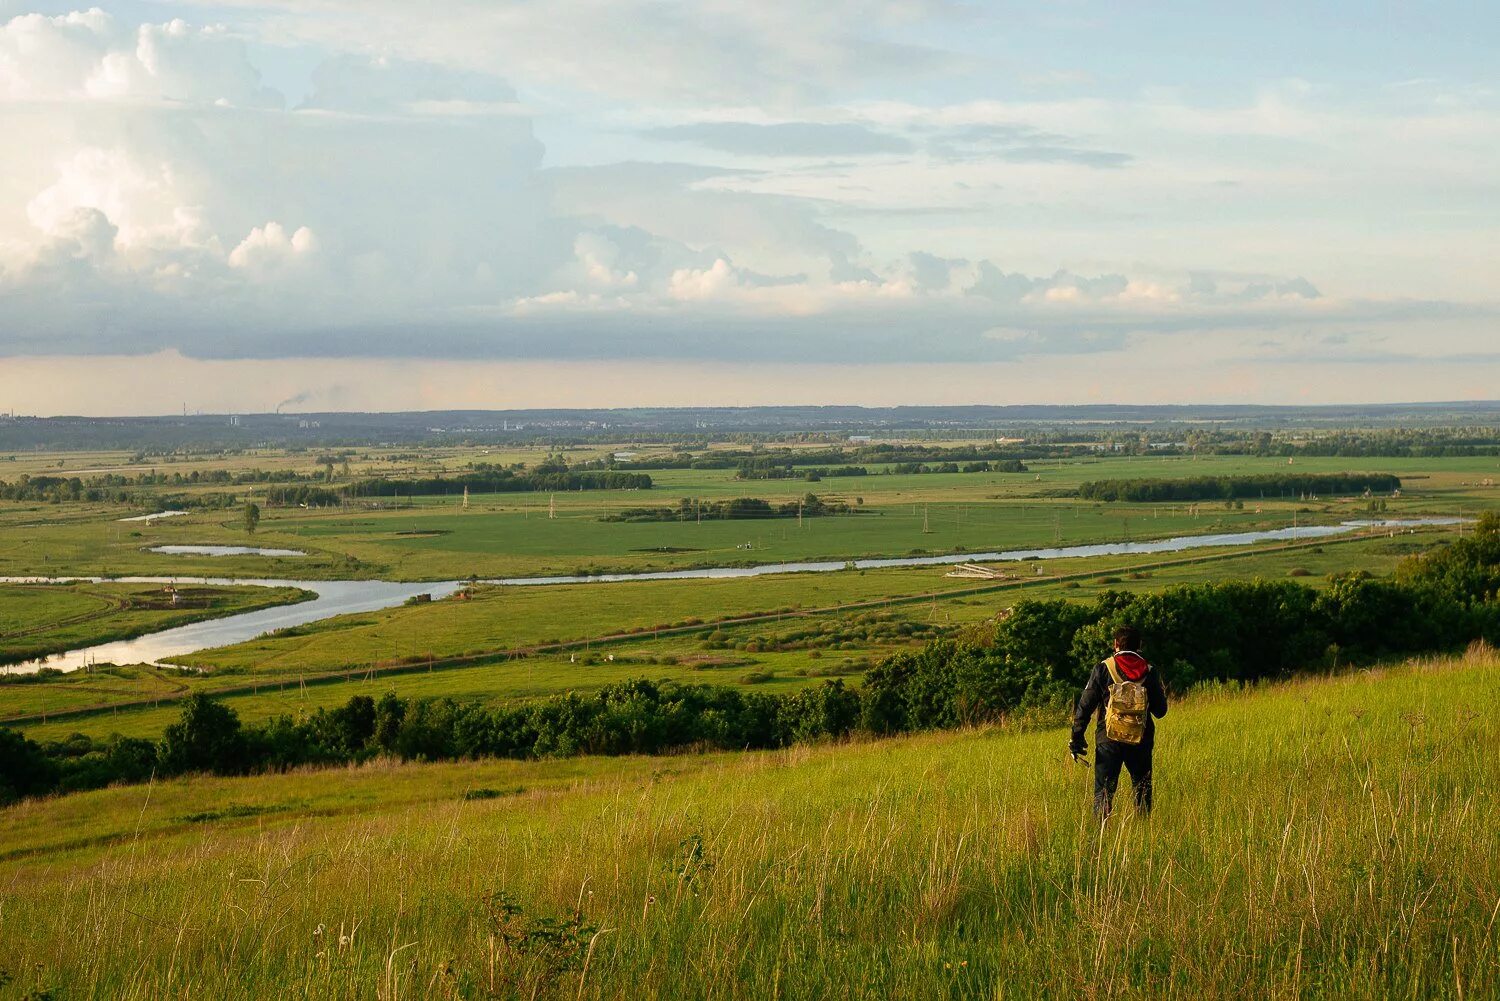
[569,233,639,290]
[25,147,214,254]
[0,4,1493,400]
[668,258,743,301]
[227,221,317,271]
[0,8,280,106]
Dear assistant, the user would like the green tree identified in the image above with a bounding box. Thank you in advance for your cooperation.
[157,694,247,775]
[0,727,60,804]
[242,501,260,534]
[373,692,406,752]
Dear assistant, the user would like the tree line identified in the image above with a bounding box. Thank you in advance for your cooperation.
[0,474,233,506]
[1077,472,1402,503]
[734,458,1026,480]
[733,462,870,480]
[600,494,863,523]
[348,469,653,497]
[3,514,1495,805]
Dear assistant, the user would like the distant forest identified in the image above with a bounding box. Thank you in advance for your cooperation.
[348,469,652,498]
[1077,472,1403,503]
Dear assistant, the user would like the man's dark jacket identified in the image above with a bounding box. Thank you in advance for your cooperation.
[1069,650,1168,752]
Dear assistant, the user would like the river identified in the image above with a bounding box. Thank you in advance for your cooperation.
[0,519,1459,674]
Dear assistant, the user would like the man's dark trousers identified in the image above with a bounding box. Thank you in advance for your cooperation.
[1094,739,1152,817]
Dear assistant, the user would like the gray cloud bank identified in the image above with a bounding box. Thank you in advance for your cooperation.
[0,7,1493,379]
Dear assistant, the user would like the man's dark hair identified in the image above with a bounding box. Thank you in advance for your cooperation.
[1113,624,1141,650]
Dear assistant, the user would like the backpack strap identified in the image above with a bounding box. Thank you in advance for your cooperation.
[1103,655,1123,686]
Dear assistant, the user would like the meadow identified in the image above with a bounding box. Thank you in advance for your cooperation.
[0,650,1494,999]
[0,449,1492,582]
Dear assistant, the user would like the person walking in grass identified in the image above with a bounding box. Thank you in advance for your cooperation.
[1069,624,1168,818]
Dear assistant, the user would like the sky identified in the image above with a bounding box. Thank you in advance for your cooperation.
[0,1,1496,415]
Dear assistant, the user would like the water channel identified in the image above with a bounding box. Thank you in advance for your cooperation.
[0,519,1460,674]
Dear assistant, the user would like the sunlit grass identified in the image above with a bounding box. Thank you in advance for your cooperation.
[2,648,1495,998]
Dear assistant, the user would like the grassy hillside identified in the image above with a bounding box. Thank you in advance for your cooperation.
[2,650,1496,999]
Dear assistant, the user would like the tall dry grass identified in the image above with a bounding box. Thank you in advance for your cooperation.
[1,649,1496,999]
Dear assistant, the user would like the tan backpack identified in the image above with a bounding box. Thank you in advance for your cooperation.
[1103,656,1149,745]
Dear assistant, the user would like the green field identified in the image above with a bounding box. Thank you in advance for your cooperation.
[1,450,1493,581]
[5,530,1436,741]
[0,446,1493,749]
[2,650,1494,999]
[3,435,1500,999]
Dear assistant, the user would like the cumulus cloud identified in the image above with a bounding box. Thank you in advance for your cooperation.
[0,8,281,106]
[0,4,1493,392]
[227,222,317,271]
[25,147,215,254]
[569,232,639,290]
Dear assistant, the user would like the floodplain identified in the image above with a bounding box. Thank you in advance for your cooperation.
[1,422,1497,999]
